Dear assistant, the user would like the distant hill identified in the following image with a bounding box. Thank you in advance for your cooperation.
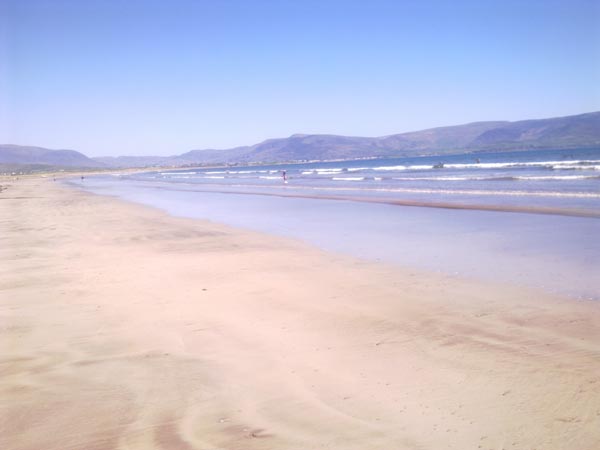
[162,111,599,166]
[469,112,600,150]
[0,144,105,169]
[3,112,599,169]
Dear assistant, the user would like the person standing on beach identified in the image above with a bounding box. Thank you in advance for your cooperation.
[282,170,287,184]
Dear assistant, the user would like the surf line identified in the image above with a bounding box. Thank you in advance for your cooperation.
[174,186,600,219]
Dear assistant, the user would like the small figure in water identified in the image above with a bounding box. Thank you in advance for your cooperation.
[282,170,287,184]
[81,176,85,181]
[433,162,444,169]
[475,158,481,164]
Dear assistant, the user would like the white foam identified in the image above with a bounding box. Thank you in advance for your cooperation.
[373,165,407,171]
[332,177,365,181]
[552,165,600,170]
[514,175,600,181]
[221,183,600,199]
[315,171,345,175]
[304,167,363,174]
[160,171,197,175]
[441,160,600,170]
[395,176,475,181]
[406,165,435,170]
[316,168,344,173]
[392,176,488,181]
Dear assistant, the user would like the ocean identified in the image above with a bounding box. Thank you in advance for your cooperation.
[74,147,600,299]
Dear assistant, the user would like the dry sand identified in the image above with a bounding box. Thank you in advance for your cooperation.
[1,178,599,450]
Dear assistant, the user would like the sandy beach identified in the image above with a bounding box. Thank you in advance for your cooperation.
[1,177,599,450]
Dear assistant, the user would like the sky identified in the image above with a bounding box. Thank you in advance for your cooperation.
[1,0,599,157]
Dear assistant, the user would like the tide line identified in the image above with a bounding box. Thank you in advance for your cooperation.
[153,183,600,219]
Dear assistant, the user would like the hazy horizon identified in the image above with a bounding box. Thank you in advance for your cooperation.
[2,0,599,157]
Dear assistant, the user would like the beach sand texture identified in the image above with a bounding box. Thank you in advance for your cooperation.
[1,178,599,450]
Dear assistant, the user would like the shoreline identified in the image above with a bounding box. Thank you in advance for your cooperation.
[141,183,600,218]
[2,178,600,450]
[74,176,600,300]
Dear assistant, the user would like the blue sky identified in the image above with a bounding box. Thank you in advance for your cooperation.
[1,0,599,156]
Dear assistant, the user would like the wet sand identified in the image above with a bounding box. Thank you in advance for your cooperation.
[170,186,600,218]
[1,178,600,450]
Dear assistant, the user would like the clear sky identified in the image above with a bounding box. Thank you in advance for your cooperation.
[1,0,599,157]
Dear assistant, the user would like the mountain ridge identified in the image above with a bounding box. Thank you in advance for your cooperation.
[161,112,600,166]
[0,144,105,169]
[2,112,599,169]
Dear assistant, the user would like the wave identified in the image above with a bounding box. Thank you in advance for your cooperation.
[205,169,280,175]
[514,175,600,181]
[161,171,197,175]
[390,174,600,182]
[307,159,600,174]
[178,180,600,199]
[171,169,600,182]
[305,166,397,174]
[372,165,408,171]
[392,176,478,181]
[152,183,600,218]
[192,159,600,181]
[302,168,346,175]
[549,165,600,171]
[441,160,600,171]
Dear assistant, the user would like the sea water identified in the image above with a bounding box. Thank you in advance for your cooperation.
[129,147,600,212]
[73,148,600,299]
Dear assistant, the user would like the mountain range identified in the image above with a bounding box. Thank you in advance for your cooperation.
[0,144,105,169]
[2,111,599,170]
